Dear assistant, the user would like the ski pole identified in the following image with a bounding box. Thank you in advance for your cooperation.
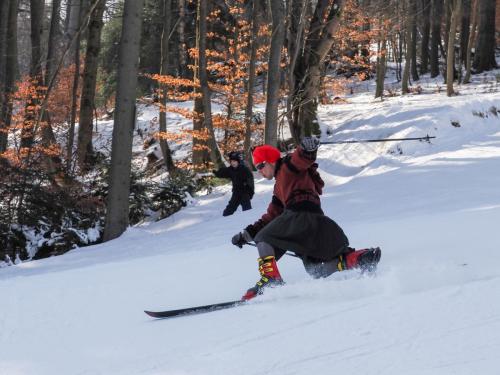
[321,134,435,144]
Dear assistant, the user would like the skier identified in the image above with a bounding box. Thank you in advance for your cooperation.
[231,138,381,300]
[213,151,255,216]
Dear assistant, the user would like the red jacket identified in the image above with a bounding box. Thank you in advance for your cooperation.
[246,147,324,236]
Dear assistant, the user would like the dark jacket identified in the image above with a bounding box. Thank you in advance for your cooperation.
[214,164,254,197]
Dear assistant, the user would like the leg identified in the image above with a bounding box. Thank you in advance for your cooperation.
[256,241,275,258]
[302,256,344,278]
[302,247,382,278]
[242,241,283,301]
[256,241,286,260]
[240,193,252,211]
[222,193,240,216]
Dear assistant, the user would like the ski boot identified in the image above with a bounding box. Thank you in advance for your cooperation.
[242,256,284,301]
[337,247,382,273]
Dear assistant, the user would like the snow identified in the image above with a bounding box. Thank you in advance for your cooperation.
[2,71,500,374]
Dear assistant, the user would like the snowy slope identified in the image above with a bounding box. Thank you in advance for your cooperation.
[1,74,500,374]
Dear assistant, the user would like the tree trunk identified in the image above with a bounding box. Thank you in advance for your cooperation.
[0,0,10,150]
[65,0,83,64]
[430,0,443,77]
[76,0,106,170]
[177,0,188,78]
[290,0,345,143]
[473,0,497,72]
[192,4,205,169]
[264,0,286,146]
[463,0,479,83]
[286,0,307,135]
[66,0,83,171]
[66,0,84,171]
[39,0,63,178]
[447,0,462,96]
[44,0,63,130]
[420,0,431,74]
[46,0,62,86]
[410,0,419,81]
[459,0,471,66]
[158,0,176,173]
[402,0,412,93]
[0,0,17,153]
[103,0,145,242]
[197,0,223,169]
[244,0,259,166]
[442,0,451,81]
[20,0,44,149]
[375,28,387,98]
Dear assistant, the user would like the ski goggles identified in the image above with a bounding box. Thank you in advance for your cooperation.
[255,162,266,170]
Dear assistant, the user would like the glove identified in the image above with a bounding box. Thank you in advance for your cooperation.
[231,229,253,248]
[300,137,320,152]
[244,224,258,239]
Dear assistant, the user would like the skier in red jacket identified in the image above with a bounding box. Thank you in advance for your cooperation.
[232,137,381,300]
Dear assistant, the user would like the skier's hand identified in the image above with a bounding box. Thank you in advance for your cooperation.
[231,230,253,248]
[300,136,320,152]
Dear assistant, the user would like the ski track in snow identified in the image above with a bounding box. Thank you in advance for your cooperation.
[1,69,500,374]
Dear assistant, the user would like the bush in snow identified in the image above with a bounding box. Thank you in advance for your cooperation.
[0,163,105,263]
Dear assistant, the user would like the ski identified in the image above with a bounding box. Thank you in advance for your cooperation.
[144,299,246,319]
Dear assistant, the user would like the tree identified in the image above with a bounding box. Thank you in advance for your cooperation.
[420,0,431,74]
[289,0,346,143]
[447,0,462,96]
[264,0,285,146]
[77,0,106,170]
[409,0,419,82]
[375,19,388,99]
[192,0,223,170]
[459,0,471,66]
[402,0,412,94]
[430,0,443,77]
[177,0,188,78]
[158,0,176,173]
[0,0,10,151]
[19,0,45,150]
[41,0,63,172]
[1,0,19,152]
[463,0,479,83]
[473,0,497,72]
[103,0,145,242]
[67,0,84,170]
[244,0,259,165]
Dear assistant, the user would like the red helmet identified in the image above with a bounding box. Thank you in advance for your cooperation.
[252,145,281,165]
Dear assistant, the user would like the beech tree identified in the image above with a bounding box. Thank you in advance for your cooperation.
[473,0,497,72]
[289,0,346,143]
[0,0,10,152]
[264,0,285,146]
[447,0,462,96]
[430,0,443,78]
[104,0,145,241]
[158,0,176,173]
[192,0,223,170]
[77,0,106,170]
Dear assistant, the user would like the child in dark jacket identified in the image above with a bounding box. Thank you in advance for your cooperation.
[213,152,254,216]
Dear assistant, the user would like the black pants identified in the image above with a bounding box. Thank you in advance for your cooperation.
[223,191,252,216]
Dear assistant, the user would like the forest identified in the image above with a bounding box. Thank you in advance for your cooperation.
[0,0,498,264]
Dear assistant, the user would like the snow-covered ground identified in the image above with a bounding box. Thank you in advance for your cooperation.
[2,71,500,374]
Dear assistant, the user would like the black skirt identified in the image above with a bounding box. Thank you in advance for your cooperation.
[254,209,349,261]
